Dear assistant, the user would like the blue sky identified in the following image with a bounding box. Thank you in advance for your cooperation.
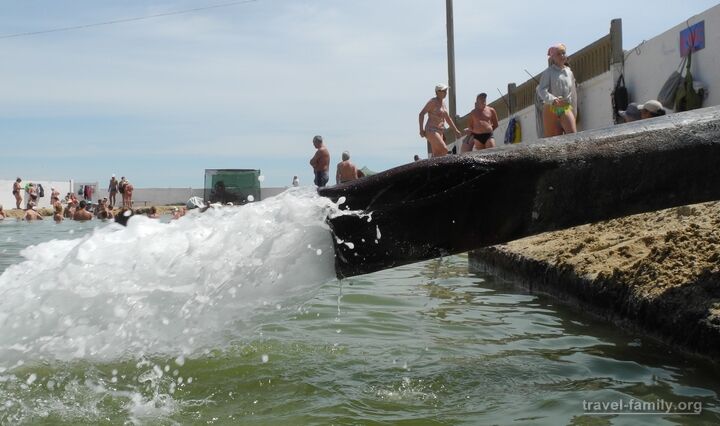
[1,0,718,188]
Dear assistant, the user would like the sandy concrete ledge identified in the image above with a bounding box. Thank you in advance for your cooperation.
[1,205,182,220]
[470,201,720,359]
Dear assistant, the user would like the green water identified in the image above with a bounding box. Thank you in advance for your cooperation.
[1,219,719,425]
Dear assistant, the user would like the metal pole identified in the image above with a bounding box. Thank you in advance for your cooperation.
[446,0,457,123]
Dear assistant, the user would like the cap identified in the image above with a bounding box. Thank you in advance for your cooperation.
[112,174,115,177]
[638,100,663,113]
[547,43,567,57]
[313,135,323,144]
[342,151,350,160]
[619,102,641,119]
[435,83,449,91]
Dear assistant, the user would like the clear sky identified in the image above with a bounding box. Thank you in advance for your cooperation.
[1,0,717,189]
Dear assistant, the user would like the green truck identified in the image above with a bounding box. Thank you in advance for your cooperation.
[204,169,261,205]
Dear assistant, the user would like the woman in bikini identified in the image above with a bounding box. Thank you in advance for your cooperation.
[419,84,462,157]
[537,43,577,137]
[12,178,22,209]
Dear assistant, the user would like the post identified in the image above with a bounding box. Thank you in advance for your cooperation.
[610,18,624,124]
[446,0,457,129]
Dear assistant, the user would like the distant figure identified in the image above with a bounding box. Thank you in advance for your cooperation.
[83,184,94,202]
[118,176,127,197]
[50,187,60,205]
[414,154,420,162]
[537,43,577,137]
[109,175,118,207]
[0,204,5,220]
[464,93,499,151]
[24,202,43,221]
[73,200,93,221]
[309,135,330,187]
[336,151,359,184]
[53,203,64,223]
[172,207,186,220]
[147,206,160,218]
[120,178,134,209]
[619,102,641,122]
[638,100,666,119]
[12,178,23,209]
[26,183,38,210]
[419,83,462,157]
[292,176,300,187]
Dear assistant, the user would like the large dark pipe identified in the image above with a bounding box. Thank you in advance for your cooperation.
[319,106,720,278]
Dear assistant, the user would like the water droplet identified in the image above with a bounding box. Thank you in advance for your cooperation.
[261,354,269,363]
[247,195,255,202]
[316,249,322,255]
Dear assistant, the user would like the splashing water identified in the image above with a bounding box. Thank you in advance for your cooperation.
[0,188,343,368]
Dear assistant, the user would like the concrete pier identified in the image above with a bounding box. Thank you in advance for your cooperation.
[470,201,720,358]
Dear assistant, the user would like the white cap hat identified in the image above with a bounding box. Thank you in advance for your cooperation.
[638,100,663,113]
[435,83,449,91]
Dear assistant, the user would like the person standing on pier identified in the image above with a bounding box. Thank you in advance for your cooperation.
[537,43,577,137]
[464,93,499,151]
[12,178,23,209]
[109,175,119,207]
[309,135,330,187]
[419,84,462,157]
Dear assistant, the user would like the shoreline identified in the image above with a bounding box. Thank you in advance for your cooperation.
[1,205,181,220]
[470,201,720,359]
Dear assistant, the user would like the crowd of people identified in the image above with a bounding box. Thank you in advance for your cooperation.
[3,174,188,223]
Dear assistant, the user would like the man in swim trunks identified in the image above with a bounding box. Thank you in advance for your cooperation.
[309,135,330,187]
[463,93,499,152]
[336,151,359,184]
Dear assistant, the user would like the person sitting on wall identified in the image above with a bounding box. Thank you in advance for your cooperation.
[619,102,641,122]
[0,204,6,220]
[336,151,359,184]
[638,100,667,119]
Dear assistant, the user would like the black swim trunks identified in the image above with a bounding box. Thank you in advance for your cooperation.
[472,132,493,144]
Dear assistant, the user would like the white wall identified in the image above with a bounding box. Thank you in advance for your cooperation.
[494,4,720,144]
[0,179,72,210]
[624,4,720,109]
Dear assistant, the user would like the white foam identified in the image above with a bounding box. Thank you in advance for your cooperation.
[0,188,343,367]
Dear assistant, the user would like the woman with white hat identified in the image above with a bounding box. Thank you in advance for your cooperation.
[419,83,462,157]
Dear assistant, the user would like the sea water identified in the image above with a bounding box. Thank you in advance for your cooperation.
[0,188,718,425]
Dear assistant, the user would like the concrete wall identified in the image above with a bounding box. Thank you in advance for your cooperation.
[0,179,73,210]
[623,4,720,109]
[125,187,288,207]
[1,182,290,210]
[494,4,720,143]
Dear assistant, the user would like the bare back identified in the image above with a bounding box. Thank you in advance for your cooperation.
[337,160,358,183]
